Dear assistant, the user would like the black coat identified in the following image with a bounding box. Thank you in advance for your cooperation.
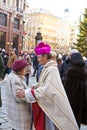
[0,54,5,79]
[0,54,4,107]
[64,66,87,128]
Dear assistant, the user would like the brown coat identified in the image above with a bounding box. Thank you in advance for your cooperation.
[7,54,17,68]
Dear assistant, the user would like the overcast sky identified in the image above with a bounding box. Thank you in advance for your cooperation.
[28,0,87,20]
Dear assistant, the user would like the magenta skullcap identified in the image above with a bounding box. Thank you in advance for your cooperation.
[34,42,51,55]
[12,59,28,72]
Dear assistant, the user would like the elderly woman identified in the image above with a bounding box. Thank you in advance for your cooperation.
[6,59,31,130]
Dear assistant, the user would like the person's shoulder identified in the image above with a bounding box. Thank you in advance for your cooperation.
[7,71,17,78]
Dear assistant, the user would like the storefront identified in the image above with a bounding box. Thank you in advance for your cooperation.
[0,9,23,54]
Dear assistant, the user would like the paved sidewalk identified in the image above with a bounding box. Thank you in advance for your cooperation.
[0,75,87,130]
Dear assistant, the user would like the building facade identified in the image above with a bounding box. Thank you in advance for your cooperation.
[24,8,59,51]
[0,0,25,53]
[24,8,76,53]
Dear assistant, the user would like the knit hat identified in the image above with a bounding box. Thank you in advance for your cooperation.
[12,59,28,72]
[34,42,51,55]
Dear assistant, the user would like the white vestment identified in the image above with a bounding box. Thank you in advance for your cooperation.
[25,60,79,130]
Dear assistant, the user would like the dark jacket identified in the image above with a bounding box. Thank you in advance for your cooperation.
[64,65,87,128]
[0,54,5,107]
[60,57,71,85]
[0,54,5,79]
[36,63,43,82]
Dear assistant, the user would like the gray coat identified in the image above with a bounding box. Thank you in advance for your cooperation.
[6,71,31,130]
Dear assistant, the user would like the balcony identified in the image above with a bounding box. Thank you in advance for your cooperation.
[16,8,23,16]
[0,2,23,17]
[0,1,12,12]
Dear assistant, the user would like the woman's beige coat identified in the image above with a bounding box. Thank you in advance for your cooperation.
[6,71,31,130]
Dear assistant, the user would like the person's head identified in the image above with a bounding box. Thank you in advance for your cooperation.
[12,59,28,75]
[71,52,85,67]
[50,51,57,61]
[70,49,79,55]
[56,58,62,65]
[37,53,52,65]
[34,42,51,65]
[9,48,15,55]
[2,49,5,52]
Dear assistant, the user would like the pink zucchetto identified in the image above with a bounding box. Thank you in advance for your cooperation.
[34,42,51,55]
[12,59,28,72]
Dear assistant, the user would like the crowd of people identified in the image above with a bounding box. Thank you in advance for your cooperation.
[0,42,87,130]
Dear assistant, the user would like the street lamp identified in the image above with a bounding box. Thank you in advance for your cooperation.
[35,32,43,46]
[7,42,13,52]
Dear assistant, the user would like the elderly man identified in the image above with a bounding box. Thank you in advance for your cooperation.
[16,42,79,130]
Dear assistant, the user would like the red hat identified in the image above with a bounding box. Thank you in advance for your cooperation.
[34,42,51,55]
[12,59,28,72]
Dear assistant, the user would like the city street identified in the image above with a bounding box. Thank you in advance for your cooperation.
[0,75,87,130]
[0,0,87,129]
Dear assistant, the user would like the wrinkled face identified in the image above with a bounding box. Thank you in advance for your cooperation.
[18,67,27,75]
[37,54,47,65]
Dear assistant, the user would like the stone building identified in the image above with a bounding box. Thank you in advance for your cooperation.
[24,8,74,52]
[0,0,25,53]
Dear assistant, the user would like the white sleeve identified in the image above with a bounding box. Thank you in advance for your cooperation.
[25,88,36,103]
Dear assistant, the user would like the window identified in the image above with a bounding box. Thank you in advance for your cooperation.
[16,0,19,11]
[13,35,19,52]
[0,13,7,26]
[0,31,6,48]
[14,18,20,29]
